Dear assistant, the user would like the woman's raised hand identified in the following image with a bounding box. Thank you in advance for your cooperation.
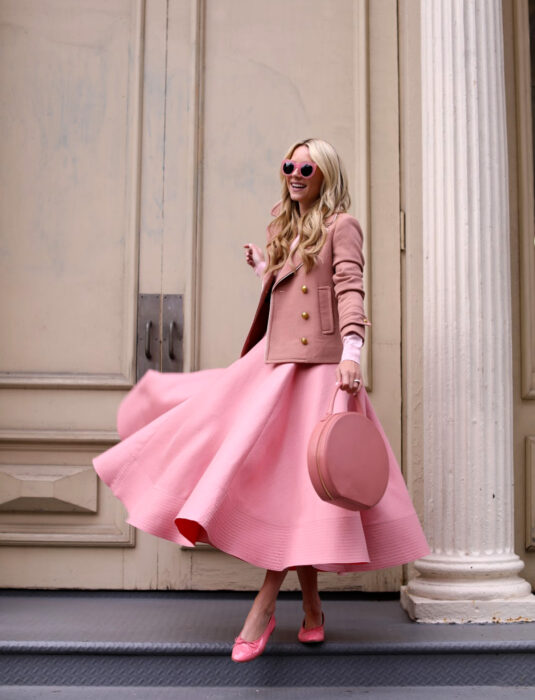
[244,243,265,269]
[336,359,363,395]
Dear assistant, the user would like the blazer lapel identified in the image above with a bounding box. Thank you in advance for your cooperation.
[272,248,303,289]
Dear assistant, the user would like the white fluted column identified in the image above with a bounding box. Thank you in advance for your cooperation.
[401,0,535,622]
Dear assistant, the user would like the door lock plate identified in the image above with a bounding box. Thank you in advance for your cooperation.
[136,294,184,380]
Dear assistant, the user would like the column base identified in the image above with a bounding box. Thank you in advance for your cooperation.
[401,585,535,623]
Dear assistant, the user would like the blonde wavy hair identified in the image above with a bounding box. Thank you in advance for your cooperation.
[265,138,351,275]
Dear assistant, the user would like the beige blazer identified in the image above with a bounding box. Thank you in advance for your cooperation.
[241,211,371,364]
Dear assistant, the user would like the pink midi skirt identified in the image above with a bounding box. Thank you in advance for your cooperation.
[92,335,430,572]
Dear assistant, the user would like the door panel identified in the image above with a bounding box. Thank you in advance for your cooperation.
[0,0,141,388]
[0,0,403,592]
[0,0,143,571]
[200,0,369,369]
[192,0,402,591]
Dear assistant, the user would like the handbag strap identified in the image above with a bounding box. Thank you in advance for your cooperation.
[326,384,364,418]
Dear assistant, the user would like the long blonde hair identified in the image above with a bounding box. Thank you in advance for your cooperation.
[265,138,351,275]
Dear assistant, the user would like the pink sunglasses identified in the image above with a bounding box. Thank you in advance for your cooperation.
[281,159,318,179]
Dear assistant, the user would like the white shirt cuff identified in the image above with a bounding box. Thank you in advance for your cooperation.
[341,333,363,364]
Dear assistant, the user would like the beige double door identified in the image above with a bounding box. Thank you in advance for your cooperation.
[0,0,403,591]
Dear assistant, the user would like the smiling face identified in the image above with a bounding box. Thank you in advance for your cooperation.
[284,145,324,215]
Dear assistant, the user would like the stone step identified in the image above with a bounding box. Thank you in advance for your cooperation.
[0,686,534,699]
[1,591,534,689]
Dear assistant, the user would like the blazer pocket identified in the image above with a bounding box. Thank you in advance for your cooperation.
[318,286,335,334]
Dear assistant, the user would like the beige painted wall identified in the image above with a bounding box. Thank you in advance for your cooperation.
[398,0,425,586]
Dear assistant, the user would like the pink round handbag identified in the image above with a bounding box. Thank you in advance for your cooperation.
[307,385,389,511]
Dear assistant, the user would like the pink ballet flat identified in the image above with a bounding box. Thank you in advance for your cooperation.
[297,612,325,643]
[231,614,276,663]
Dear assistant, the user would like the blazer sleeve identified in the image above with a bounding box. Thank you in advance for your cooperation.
[332,215,372,343]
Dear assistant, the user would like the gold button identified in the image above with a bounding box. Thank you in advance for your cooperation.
[301,311,309,320]
[301,285,308,293]
[301,337,308,345]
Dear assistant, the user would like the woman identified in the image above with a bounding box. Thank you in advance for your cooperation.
[92,138,429,664]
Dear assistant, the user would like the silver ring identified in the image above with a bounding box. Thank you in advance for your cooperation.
[353,379,361,384]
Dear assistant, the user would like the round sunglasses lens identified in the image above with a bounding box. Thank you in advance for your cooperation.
[300,164,313,177]
[282,161,295,175]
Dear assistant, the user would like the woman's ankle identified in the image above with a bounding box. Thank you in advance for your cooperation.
[253,591,277,618]
[302,595,322,618]
[302,589,321,607]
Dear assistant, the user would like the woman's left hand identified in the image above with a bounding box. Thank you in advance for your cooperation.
[336,359,362,395]
[244,243,265,269]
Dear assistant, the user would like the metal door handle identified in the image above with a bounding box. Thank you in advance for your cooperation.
[145,320,152,359]
[168,321,176,359]
[168,321,183,359]
[161,294,183,374]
